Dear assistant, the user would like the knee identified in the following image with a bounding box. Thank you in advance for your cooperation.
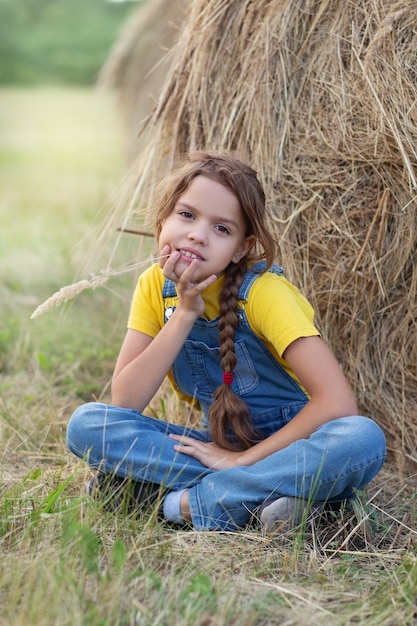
[66,402,105,458]
[355,415,386,452]
[337,415,387,459]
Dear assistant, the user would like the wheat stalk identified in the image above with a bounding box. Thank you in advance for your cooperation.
[30,255,169,319]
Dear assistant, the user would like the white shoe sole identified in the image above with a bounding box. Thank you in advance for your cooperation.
[259,496,321,532]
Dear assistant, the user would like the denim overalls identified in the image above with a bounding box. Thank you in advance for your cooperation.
[67,264,386,531]
[165,262,309,439]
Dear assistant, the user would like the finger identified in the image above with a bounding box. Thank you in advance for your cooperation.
[158,245,171,267]
[173,444,195,456]
[174,258,200,282]
[162,251,181,279]
[169,433,188,442]
[176,260,217,291]
[195,273,218,292]
[170,434,199,447]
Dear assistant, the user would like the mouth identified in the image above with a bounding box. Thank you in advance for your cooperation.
[178,248,204,261]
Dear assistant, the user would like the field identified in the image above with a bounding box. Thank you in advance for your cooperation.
[1,88,416,626]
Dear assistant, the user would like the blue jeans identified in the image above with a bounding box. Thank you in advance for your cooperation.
[66,402,386,531]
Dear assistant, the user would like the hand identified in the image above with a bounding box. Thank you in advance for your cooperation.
[159,245,217,318]
[169,434,242,470]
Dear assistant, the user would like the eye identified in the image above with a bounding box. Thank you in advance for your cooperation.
[214,224,231,235]
[178,210,194,220]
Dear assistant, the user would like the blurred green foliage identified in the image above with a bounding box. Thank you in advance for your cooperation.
[0,0,144,85]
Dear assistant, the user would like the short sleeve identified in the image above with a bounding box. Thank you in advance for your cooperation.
[127,264,165,338]
[245,272,320,357]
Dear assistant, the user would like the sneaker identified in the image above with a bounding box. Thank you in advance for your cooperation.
[86,472,162,513]
[258,496,322,533]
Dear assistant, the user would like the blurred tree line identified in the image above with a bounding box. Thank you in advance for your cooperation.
[0,0,144,85]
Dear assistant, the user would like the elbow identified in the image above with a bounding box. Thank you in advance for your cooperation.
[342,386,359,417]
[110,380,131,410]
[110,379,121,406]
[341,400,359,418]
[110,394,142,412]
[334,393,358,419]
[315,391,358,422]
[111,381,145,413]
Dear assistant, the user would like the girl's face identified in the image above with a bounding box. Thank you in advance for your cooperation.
[159,175,255,282]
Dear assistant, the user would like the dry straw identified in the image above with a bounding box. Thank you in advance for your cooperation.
[30,274,109,319]
[99,0,417,473]
[30,255,167,319]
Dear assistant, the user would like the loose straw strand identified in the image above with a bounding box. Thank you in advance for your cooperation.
[30,254,169,319]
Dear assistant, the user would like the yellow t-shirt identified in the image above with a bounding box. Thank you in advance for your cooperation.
[127,264,319,404]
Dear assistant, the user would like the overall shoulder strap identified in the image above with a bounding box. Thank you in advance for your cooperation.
[162,278,177,298]
[238,262,285,300]
[163,263,284,300]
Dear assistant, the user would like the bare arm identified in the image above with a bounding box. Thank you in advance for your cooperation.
[111,250,217,411]
[236,335,357,464]
[111,316,194,411]
[171,335,358,469]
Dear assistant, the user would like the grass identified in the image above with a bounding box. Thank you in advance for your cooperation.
[1,87,417,626]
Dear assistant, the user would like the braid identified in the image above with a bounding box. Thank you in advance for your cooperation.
[209,259,263,451]
[154,151,277,449]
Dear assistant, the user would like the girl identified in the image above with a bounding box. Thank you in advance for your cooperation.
[66,152,386,532]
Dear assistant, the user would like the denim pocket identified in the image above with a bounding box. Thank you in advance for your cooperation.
[251,401,308,436]
[179,338,260,397]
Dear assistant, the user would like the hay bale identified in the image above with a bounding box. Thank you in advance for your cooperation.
[104,0,417,473]
[98,0,188,161]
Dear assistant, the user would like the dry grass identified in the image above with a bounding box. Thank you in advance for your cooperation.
[101,0,417,475]
[1,86,417,626]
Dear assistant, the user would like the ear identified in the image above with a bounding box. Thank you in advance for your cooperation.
[232,235,256,263]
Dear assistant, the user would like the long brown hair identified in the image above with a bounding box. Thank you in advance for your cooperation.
[155,152,277,450]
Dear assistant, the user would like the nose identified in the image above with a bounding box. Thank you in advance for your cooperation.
[187,225,207,244]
